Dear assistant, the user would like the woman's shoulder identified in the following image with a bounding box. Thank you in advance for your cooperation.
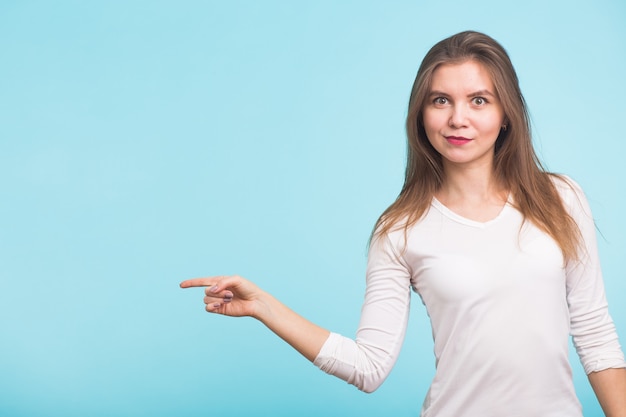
[548,172,576,188]
[548,173,584,198]
[547,173,591,215]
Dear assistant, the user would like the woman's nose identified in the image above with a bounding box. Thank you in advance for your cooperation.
[448,105,469,128]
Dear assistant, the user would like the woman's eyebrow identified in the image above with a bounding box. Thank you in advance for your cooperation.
[467,89,496,97]
[428,89,496,97]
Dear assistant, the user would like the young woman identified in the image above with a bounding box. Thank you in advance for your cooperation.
[181,31,626,416]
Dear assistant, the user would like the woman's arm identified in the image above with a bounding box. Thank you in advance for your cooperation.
[180,275,330,362]
[556,178,626,415]
[588,368,626,417]
[180,230,412,393]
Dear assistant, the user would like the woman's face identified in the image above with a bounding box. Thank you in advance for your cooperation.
[422,60,505,171]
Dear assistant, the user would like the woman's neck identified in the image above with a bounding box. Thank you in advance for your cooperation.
[435,163,509,222]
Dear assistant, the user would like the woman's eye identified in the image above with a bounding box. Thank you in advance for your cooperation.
[434,97,448,105]
[472,97,487,106]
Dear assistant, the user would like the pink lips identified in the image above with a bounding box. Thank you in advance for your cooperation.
[446,136,472,146]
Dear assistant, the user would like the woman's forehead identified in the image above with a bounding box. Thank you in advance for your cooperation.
[429,60,495,93]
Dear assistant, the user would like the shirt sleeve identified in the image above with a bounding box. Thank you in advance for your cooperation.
[313,231,413,393]
[560,177,626,374]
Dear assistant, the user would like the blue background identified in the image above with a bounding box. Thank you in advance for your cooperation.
[1,1,624,416]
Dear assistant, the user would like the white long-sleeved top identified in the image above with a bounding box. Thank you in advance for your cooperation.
[314,177,625,417]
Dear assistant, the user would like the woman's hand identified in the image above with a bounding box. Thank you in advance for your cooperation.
[180,275,264,318]
[180,274,330,362]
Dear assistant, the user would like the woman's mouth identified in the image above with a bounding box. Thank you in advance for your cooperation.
[445,136,472,145]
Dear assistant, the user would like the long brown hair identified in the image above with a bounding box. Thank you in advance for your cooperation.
[373,31,581,261]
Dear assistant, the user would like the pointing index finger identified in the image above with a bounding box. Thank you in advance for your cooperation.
[179,278,217,288]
